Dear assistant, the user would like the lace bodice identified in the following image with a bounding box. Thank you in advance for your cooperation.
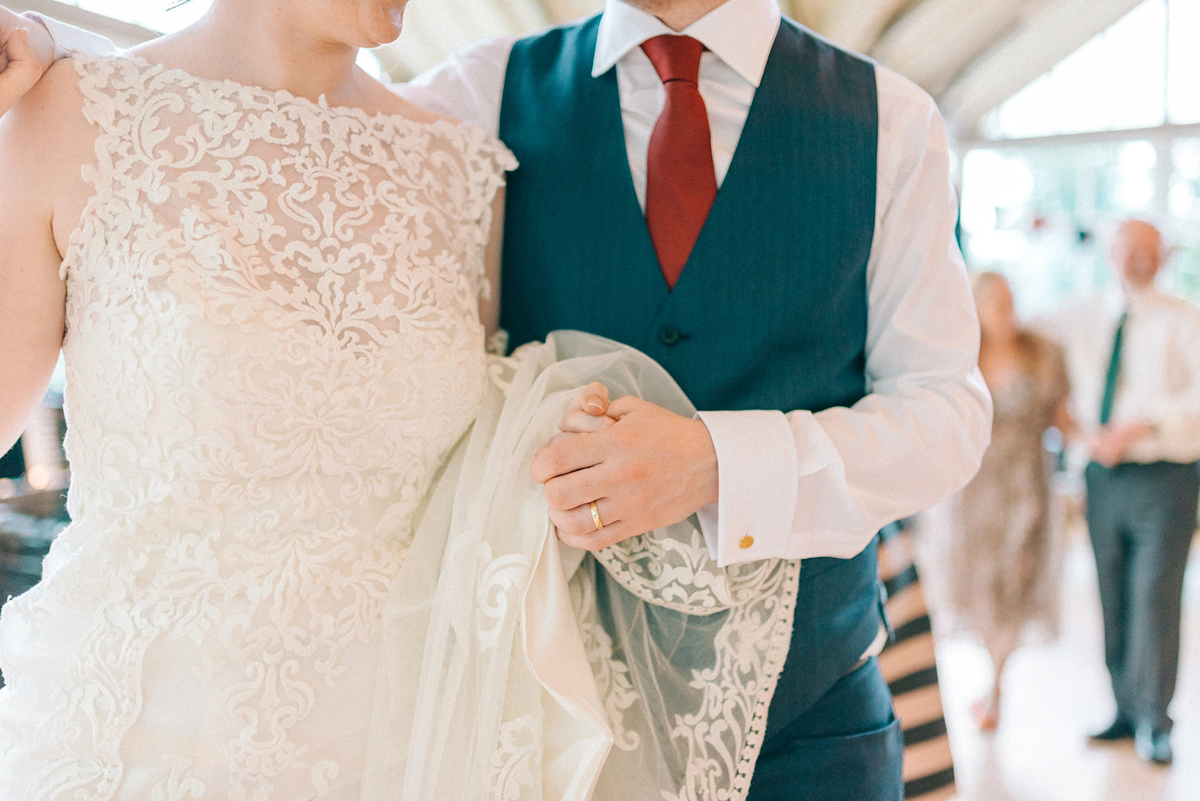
[0,53,514,800]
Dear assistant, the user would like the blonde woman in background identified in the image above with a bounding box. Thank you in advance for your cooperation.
[949,271,1073,730]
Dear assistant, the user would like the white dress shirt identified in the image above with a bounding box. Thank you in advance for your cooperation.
[1039,286,1200,464]
[34,0,993,567]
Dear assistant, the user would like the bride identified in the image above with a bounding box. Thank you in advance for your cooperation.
[0,2,801,799]
[0,0,517,796]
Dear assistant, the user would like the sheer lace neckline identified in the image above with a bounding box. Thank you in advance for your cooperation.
[89,51,470,134]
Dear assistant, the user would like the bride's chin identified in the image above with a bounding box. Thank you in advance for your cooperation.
[360,9,404,47]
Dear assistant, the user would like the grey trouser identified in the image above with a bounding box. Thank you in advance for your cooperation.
[1085,460,1200,732]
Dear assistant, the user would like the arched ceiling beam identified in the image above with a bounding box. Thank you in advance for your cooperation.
[870,0,1052,96]
[782,0,832,30]
[940,0,1146,137]
[817,0,921,54]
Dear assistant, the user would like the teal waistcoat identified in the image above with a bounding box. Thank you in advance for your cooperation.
[498,15,884,737]
[498,16,876,415]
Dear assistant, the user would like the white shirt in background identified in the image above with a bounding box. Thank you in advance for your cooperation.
[1040,286,1200,465]
[32,0,992,567]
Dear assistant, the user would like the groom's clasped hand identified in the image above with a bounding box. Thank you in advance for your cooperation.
[534,383,719,550]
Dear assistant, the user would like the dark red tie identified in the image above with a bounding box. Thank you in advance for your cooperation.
[641,35,717,289]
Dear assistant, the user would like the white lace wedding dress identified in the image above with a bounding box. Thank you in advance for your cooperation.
[0,53,513,800]
[0,52,805,801]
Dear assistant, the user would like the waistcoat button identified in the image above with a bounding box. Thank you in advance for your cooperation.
[658,325,683,346]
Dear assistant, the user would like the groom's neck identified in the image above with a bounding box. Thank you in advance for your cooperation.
[618,0,731,32]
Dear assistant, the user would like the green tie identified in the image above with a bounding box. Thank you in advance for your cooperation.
[1099,311,1128,425]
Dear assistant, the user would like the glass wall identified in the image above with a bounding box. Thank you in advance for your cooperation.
[961,0,1200,318]
[982,0,1200,140]
[960,138,1200,316]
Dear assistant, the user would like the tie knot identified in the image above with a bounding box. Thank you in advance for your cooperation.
[641,35,704,85]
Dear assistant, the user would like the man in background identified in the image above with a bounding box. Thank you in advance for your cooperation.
[1041,219,1200,765]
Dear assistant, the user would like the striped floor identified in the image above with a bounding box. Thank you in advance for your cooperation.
[879,523,958,800]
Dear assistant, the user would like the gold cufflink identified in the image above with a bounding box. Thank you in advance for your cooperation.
[739,535,755,550]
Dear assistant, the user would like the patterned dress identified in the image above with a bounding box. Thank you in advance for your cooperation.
[0,53,513,800]
[948,333,1070,651]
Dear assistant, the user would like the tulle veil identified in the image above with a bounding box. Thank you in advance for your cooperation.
[363,331,801,800]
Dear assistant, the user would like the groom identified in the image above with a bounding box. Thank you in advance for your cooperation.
[1,1,990,798]
[415,2,990,798]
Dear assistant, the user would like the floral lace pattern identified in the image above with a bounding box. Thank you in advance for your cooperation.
[0,53,514,800]
[590,529,800,800]
[596,526,786,612]
[489,714,542,800]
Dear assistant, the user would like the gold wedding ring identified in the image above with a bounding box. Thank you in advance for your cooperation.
[589,501,604,531]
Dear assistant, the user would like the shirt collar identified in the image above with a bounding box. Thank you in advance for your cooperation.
[592,0,782,87]
[1121,282,1163,314]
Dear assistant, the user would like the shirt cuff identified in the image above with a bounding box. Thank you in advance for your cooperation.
[22,12,117,58]
[20,13,65,60]
[695,410,799,567]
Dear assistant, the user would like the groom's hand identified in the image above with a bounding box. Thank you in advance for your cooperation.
[531,396,719,551]
[0,9,55,116]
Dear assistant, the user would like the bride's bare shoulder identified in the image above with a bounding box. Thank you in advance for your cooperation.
[2,57,87,127]
[0,57,92,179]
[0,57,100,254]
[0,57,93,160]
[11,56,86,120]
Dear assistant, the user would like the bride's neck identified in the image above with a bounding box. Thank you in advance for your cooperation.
[147,0,364,103]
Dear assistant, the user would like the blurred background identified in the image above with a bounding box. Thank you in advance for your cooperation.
[1,2,1198,800]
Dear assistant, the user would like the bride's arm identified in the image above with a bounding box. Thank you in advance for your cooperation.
[0,60,86,454]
